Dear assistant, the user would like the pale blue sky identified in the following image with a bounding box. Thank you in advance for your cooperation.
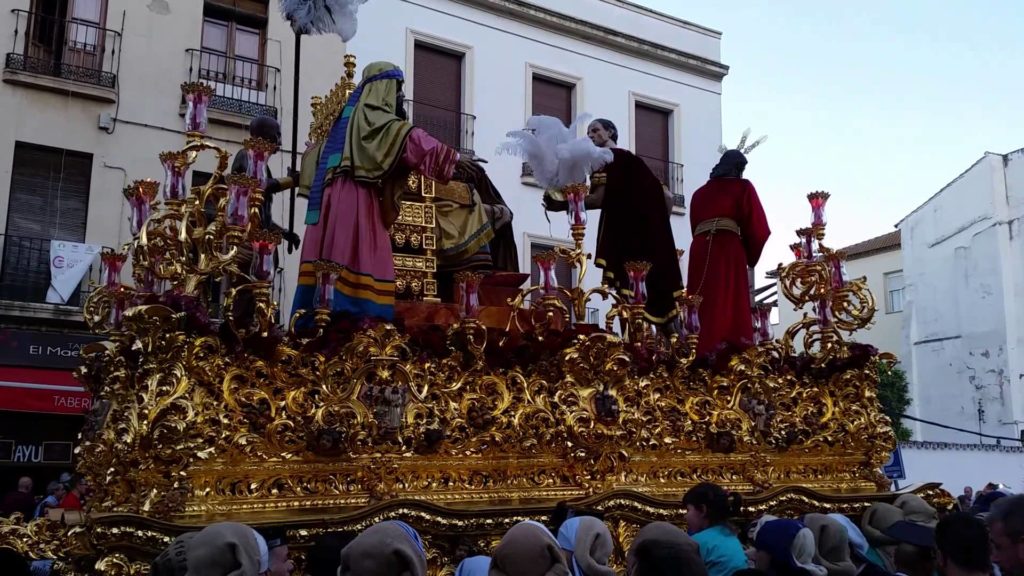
[638,1,1024,280]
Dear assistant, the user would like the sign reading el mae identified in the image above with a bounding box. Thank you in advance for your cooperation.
[0,329,102,370]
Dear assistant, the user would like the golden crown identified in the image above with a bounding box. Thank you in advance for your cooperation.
[718,127,767,155]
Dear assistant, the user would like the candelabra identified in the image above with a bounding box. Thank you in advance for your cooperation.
[778,191,875,362]
[84,82,281,338]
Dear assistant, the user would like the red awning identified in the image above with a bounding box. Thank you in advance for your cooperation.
[0,366,91,415]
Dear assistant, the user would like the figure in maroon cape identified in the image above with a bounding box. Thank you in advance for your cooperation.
[545,118,682,325]
[687,149,771,356]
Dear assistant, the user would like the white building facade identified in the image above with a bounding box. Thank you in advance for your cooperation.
[775,230,904,357]
[898,149,1024,443]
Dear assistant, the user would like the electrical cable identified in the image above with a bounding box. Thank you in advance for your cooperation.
[892,412,1022,444]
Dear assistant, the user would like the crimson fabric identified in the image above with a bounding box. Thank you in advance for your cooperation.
[686,177,770,356]
[60,491,83,511]
[595,148,681,323]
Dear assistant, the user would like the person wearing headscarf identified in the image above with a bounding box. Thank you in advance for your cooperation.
[183,522,267,576]
[545,118,682,326]
[556,516,616,576]
[456,556,492,576]
[338,520,427,576]
[686,149,770,357]
[151,531,197,576]
[489,520,569,576]
[892,495,937,527]
[753,519,828,576]
[826,514,892,576]
[292,61,480,321]
[802,514,857,576]
[626,521,708,576]
[683,483,748,576]
[861,504,905,573]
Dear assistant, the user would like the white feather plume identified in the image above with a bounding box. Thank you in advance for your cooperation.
[279,0,369,42]
[497,114,612,190]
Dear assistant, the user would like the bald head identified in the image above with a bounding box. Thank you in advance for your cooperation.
[250,116,281,146]
[17,477,32,492]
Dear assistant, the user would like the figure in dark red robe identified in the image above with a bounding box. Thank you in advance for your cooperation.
[686,149,771,356]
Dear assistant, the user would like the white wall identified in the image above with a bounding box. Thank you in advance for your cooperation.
[898,442,1024,493]
[898,150,1024,443]
[775,247,903,357]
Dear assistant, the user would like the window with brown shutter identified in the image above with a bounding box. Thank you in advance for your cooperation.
[200,0,267,88]
[634,103,671,186]
[2,142,92,304]
[531,75,573,126]
[412,43,464,150]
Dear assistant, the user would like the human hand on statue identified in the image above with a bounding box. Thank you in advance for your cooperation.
[542,194,568,212]
[454,156,483,182]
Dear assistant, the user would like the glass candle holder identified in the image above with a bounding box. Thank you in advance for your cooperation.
[463,272,482,319]
[564,183,588,227]
[534,251,559,295]
[159,152,190,203]
[313,260,340,311]
[250,229,280,283]
[830,253,848,289]
[807,191,831,228]
[682,295,702,336]
[243,137,278,189]
[123,179,158,235]
[109,296,126,330]
[100,250,127,289]
[226,175,258,228]
[624,261,651,305]
[182,82,214,134]
[796,228,815,260]
[815,297,834,328]
[756,304,773,343]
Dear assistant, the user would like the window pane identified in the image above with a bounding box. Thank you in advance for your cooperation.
[234,27,260,61]
[71,0,103,23]
[202,19,229,53]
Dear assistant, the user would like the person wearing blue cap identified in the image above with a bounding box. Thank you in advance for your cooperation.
[455,556,491,576]
[882,521,935,576]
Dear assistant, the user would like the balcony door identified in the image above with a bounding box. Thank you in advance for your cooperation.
[200,1,268,91]
[28,0,106,71]
[412,43,464,151]
[634,103,671,186]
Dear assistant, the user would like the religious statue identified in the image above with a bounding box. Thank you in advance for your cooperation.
[686,145,771,356]
[544,118,682,326]
[290,61,482,320]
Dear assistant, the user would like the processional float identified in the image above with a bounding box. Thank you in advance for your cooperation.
[0,58,951,575]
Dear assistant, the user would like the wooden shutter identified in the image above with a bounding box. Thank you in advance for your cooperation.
[413,43,463,150]
[634,103,671,185]
[531,76,572,125]
[7,142,92,241]
[2,143,92,303]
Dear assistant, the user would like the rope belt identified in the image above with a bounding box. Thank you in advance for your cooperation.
[694,217,741,237]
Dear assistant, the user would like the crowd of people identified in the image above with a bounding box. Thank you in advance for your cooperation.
[7,481,1018,576]
[0,473,89,521]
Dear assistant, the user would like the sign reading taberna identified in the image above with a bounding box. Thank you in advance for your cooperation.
[0,329,102,370]
[46,240,100,305]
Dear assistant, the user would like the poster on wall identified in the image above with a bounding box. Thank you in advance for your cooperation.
[45,240,100,304]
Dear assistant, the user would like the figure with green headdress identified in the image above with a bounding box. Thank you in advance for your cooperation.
[292,61,479,320]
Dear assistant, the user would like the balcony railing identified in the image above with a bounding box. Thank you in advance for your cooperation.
[406,100,476,156]
[0,234,105,308]
[638,155,685,209]
[5,9,120,89]
[186,49,280,119]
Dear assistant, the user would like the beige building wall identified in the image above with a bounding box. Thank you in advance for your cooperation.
[0,0,348,319]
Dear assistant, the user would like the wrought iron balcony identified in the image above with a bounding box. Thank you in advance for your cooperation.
[0,234,105,307]
[4,9,120,89]
[186,49,280,119]
[639,155,685,209]
[406,100,476,156]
